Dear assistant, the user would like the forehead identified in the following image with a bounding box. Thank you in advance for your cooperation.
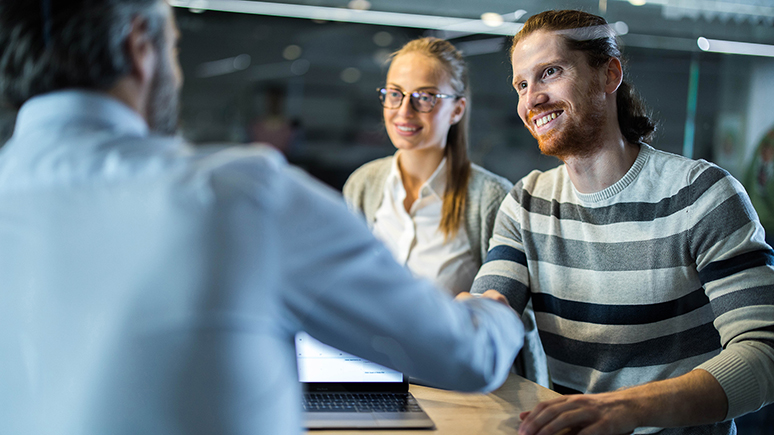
[386,52,448,88]
[511,30,577,72]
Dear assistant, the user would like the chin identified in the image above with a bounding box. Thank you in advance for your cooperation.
[531,130,559,156]
[538,137,600,161]
[391,140,416,151]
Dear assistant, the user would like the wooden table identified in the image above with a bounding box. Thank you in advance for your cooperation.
[309,374,560,434]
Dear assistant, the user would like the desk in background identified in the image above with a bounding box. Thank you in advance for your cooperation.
[309,374,560,435]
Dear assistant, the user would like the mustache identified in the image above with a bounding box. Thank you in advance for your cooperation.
[527,103,567,124]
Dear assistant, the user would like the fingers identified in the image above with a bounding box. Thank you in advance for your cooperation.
[518,397,597,435]
[480,289,509,306]
[454,291,474,301]
[519,395,635,435]
[455,290,510,308]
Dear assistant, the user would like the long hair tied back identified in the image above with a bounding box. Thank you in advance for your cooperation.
[390,37,472,240]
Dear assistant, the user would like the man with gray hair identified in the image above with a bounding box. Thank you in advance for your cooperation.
[467,9,774,435]
[0,1,524,434]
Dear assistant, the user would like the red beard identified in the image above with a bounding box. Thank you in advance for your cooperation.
[526,81,607,161]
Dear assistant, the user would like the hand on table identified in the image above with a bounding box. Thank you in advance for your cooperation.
[518,368,728,435]
[518,392,637,435]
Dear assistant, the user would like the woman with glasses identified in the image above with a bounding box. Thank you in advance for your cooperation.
[343,37,548,386]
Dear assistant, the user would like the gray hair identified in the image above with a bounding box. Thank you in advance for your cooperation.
[0,0,168,108]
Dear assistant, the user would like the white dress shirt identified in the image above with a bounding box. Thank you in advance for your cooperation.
[0,91,523,435]
[372,155,478,296]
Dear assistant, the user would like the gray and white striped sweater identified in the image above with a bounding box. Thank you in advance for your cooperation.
[472,144,774,434]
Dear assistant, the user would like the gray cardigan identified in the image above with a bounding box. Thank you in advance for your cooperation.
[343,155,511,266]
[343,155,550,387]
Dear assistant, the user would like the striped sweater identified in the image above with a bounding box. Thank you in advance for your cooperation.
[471,144,774,434]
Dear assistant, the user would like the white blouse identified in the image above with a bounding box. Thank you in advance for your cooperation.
[371,155,478,296]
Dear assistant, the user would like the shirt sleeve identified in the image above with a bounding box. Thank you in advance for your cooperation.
[471,182,532,315]
[688,165,774,419]
[273,161,524,393]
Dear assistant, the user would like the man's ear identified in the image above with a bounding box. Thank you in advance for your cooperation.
[125,16,157,86]
[604,57,623,94]
[451,97,467,125]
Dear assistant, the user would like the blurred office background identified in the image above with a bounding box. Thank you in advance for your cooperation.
[1,1,773,190]
[1,0,773,430]
[163,0,774,193]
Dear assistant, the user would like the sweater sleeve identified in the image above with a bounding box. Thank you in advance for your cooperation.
[470,178,532,315]
[688,164,774,419]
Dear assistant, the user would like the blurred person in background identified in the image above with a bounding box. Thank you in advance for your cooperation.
[0,1,526,434]
[248,86,296,155]
[343,37,548,387]
[469,9,774,435]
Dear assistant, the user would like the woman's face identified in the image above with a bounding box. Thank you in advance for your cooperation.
[383,52,465,154]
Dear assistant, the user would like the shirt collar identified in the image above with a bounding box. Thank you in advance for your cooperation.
[387,153,448,201]
[13,90,149,140]
[424,156,448,198]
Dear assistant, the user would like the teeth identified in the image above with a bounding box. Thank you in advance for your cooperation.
[535,112,557,127]
[397,125,418,132]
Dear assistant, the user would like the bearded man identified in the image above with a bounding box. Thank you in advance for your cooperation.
[0,1,524,434]
[467,9,774,435]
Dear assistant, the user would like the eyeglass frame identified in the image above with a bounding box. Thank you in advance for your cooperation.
[377,87,461,113]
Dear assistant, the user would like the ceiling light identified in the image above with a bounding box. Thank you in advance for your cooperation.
[169,0,524,37]
[373,31,393,47]
[628,0,647,6]
[480,13,504,27]
[233,54,251,70]
[697,37,774,57]
[196,54,251,78]
[290,59,310,76]
[187,0,206,13]
[283,45,302,60]
[497,10,527,22]
[348,0,370,11]
[341,67,362,84]
[632,0,774,20]
[613,21,629,35]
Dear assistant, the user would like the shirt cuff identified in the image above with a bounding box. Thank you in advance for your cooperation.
[695,350,761,420]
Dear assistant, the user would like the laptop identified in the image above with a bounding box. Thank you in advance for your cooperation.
[296,331,435,429]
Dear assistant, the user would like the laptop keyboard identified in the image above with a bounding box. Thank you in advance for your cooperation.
[303,392,424,413]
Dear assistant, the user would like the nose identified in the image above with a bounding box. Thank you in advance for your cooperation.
[525,84,549,110]
[397,94,416,117]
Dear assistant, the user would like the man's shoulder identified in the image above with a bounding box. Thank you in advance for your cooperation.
[184,144,296,204]
[192,143,287,174]
[513,165,567,199]
[643,144,735,191]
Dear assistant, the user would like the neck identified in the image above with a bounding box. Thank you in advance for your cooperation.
[563,133,640,195]
[108,77,148,122]
[397,147,445,193]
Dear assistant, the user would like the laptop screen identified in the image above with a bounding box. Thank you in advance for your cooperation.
[295,331,403,385]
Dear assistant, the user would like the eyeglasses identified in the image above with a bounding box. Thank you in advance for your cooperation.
[377,87,459,113]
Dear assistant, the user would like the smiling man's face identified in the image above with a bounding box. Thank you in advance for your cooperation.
[511,30,608,160]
